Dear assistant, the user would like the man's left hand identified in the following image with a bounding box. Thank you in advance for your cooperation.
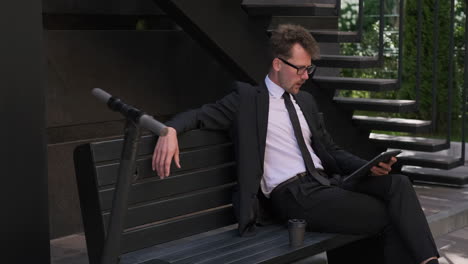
[370,157,397,176]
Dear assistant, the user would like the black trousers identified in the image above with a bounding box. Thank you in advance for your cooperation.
[270,172,439,264]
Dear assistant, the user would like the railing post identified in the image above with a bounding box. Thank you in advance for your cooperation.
[447,0,455,143]
[398,0,405,87]
[462,1,468,162]
[416,0,422,106]
[378,0,384,64]
[431,0,440,132]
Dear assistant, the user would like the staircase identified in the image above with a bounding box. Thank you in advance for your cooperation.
[151,0,467,186]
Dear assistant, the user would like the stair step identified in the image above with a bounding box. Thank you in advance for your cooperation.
[154,0,272,84]
[44,1,165,15]
[403,165,468,186]
[397,152,463,170]
[315,55,381,68]
[312,77,398,91]
[309,30,361,43]
[242,0,337,17]
[270,16,339,31]
[334,98,417,113]
[369,133,450,152]
[352,115,432,133]
[266,28,361,43]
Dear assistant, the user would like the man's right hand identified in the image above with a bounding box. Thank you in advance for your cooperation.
[152,127,181,178]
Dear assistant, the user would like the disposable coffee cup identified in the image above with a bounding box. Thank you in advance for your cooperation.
[288,219,307,247]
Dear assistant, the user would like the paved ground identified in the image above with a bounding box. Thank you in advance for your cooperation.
[51,182,468,264]
[438,226,468,264]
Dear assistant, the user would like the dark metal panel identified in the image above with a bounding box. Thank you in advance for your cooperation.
[102,184,235,230]
[0,0,49,262]
[46,30,234,129]
[99,164,236,210]
[153,0,271,85]
[43,0,164,15]
[121,206,237,253]
[95,143,235,186]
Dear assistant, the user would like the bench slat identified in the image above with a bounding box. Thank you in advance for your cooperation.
[102,184,235,230]
[91,130,230,163]
[99,164,236,210]
[121,206,236,254]
[167,228,286,264]
[95,143,234,187]
[227,233,364,264]
[145,226,283,262]
[121,226,363,264]
[183,233,289,264]
[120,226,239,263]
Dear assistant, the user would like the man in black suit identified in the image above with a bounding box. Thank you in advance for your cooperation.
[152,24,439,264]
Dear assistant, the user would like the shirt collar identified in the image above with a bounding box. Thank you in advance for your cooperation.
[265,75,286,99]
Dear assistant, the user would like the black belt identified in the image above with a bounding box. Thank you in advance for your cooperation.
[272,171,328,196]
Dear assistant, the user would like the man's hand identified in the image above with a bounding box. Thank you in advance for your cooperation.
[152,127,181,178]
[370,157,397,176]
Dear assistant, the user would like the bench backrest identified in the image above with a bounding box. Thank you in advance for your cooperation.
[74,129,237,264]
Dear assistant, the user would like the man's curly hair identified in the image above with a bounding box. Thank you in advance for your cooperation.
[270,24,320,60]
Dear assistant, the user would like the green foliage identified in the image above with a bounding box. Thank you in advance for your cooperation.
[400,0,461,134]
[339,0,399,99]
[339,0,466,138]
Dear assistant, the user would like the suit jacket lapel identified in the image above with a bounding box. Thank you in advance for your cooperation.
[295,93,341,174]
[256,82,269,170]
[295,93,328,162]
[294,93,318,136]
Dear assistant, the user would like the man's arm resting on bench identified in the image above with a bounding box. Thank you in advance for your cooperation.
[152,90,240,179]
[152,127,180,179]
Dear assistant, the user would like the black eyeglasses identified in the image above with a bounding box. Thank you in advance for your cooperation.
[278,57,317,75]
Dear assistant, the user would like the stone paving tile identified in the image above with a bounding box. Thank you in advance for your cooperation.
[437,226,468,264]
[51,234,88,264]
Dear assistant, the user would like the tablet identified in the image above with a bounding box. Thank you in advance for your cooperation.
[343,150,402,183]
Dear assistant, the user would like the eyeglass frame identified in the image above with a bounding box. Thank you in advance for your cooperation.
[277,57,317,76]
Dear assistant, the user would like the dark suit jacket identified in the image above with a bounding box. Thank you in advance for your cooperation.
[166,81,367,236]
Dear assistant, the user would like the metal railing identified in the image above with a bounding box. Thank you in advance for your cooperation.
[408,0,465,164]
[462,0,467,161]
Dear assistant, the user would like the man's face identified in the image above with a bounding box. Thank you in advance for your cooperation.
[275,43,312,95]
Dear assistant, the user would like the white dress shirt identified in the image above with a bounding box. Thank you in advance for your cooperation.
[261,75,324,197]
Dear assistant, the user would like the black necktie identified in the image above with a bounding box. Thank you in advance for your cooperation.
[283,92,330,186]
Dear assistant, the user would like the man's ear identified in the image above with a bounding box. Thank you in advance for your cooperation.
[272,58,281,72]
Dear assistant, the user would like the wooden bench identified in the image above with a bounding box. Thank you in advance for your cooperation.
[74,129,365,264]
